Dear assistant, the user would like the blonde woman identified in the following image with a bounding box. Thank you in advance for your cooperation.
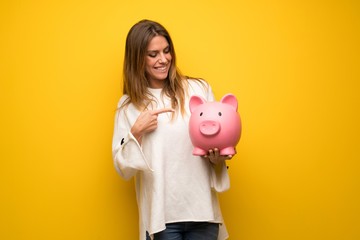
[112,19,234,240]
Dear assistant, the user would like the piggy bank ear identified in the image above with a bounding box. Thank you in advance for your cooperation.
[189,95,206,113]
[220,94,238,111]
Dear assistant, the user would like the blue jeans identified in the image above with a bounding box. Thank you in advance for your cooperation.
[146,222,219,240]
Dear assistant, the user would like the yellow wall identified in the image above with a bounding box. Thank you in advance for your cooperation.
[1,0,359,239]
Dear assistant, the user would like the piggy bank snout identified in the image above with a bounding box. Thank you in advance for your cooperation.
[199,120,221,136]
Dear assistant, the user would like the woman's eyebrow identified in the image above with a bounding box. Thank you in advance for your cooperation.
[147,45,170,52]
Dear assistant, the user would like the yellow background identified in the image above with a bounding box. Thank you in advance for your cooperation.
[1,0,359,239]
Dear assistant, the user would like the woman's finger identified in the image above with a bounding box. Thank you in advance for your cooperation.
[152,108,175,115]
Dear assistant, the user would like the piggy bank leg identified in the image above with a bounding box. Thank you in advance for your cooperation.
[192,147,207,156]
[220,147,236,156]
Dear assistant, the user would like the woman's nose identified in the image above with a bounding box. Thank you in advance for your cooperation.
[158,53,168,63]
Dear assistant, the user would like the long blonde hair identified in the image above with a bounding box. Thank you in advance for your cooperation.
[122,19,191,115]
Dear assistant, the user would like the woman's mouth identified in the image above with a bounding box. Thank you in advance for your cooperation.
[154,65,168,72]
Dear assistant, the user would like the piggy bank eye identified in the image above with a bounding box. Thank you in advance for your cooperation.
[218,112,222,116]
[200,112,203,116]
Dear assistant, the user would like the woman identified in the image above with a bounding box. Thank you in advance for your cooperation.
[112,19,233,240]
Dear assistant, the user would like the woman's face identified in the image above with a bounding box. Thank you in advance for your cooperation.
[145,35,172,88]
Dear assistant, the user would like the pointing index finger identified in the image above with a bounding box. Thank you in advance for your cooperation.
[153,108,175,115]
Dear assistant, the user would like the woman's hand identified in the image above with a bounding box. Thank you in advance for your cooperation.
[203,148,235,165]
[131,108,174,144]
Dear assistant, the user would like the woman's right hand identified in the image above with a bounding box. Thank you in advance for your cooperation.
[131,108,174,144]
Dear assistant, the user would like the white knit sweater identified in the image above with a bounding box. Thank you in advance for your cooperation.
[112,79,230,240]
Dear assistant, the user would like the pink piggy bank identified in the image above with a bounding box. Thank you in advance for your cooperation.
[189,93,242,156]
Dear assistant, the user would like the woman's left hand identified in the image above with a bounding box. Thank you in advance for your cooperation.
[203,148,235,165]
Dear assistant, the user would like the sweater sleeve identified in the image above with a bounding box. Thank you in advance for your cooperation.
[112,97,153,180]
[210,162,230,192]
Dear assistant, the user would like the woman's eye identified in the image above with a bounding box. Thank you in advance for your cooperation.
[164,48,170,54]
[148,53,157,58]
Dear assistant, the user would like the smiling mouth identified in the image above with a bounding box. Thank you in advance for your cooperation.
[154,66,168,72]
